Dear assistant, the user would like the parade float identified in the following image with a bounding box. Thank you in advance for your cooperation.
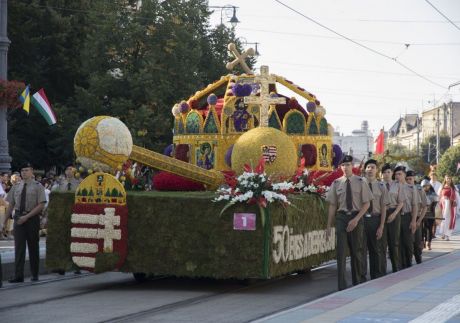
[46,44,342,281]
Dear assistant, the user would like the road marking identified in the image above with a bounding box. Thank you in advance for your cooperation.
[409,294,460,323]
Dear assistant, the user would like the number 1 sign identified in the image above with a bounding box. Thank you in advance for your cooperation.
[233,213,256,231]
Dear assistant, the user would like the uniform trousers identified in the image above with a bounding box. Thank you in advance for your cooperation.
[413,217,423,264]
[336,211,365,291]
[13,214,40,279]
[385,208,401,272]
[364,215,386,279]
[399,213,414,269]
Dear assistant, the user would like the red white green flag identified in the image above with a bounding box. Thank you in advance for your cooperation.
[31,88,57,125]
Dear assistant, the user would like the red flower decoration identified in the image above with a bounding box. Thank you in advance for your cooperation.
[0,80,26,109]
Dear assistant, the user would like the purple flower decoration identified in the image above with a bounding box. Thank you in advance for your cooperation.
[180,101,189,113]
[225,145,233,167]
[332,144,343,168]
[207,94,218,106]
[163,144,174,157]
[232,83,252,97]
[306,101,317,113]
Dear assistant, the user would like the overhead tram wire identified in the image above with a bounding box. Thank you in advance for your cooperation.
[239,28,460,47]
[273,0,448,90]
[424,0,460,32]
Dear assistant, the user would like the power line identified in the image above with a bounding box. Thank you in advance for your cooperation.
[264,60,457,80]
[239,27,460,46]
[424,0,460,32]
[273,0,448,89]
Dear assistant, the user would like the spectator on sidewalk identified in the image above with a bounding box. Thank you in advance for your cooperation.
[421,180,437,250]
[3,162,46,283]
[438,175,458,241]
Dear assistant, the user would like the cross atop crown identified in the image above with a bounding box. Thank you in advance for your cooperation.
[226,43,255,75]
[244,65,286,127]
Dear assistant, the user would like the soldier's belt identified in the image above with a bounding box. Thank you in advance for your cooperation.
[365,213,381,218]
[337,210,358,216]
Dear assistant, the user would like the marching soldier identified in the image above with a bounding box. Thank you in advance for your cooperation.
[381,163,404,272]
[406,171,427,264]
[326,155,373,290]
[363,159,390,279]
[394,166,420,269]
[4,162,46,282]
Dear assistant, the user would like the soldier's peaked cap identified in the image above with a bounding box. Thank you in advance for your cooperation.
[20,162,34,170]
[381,163,392,172]
[340,155,353,164]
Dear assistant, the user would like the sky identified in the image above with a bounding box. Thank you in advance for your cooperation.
[208,0,460,137]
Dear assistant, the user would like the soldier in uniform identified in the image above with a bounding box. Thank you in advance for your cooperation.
[363,159,390,279]
[406,171,427,264]
[3,162,46,282]
[55,164,81,192]
[394,166,420,269]
[326,155,373,290]
[381,163,405,272]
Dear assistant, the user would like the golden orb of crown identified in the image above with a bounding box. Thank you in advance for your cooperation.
[74,116,133,172]
[231,127,298,177]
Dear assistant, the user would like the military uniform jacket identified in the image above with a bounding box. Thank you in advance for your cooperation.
[416,185,428,212]
[401,183,421,213]
[367,180,390,215]
[384,181,405,208]
[57,177,81,192]
[6,179,46,216]
[326,175,373,212]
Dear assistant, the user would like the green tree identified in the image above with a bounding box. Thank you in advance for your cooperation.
[420,133,451,164]
[7,0,252,171]
[437,145,460,183]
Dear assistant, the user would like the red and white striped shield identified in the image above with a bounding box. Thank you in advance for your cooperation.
[261,145,277,164]
[70,203,128,272]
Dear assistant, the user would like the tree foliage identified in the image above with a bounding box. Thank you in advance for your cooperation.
[7,0,250,171]
[420,133,451,164]
[437,145,460,183]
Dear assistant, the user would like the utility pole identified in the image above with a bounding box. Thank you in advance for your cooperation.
[0,0,12,173]
[416,116,420,156]
[436,107,440,164]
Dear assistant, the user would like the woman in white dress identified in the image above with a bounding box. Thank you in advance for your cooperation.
[438,175,458,240]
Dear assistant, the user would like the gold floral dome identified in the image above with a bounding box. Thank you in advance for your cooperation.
[231,127,297,177]
[74,116,133,172]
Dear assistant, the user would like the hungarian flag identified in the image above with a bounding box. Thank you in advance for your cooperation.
[374,128,385,154]
[31,88,57,125]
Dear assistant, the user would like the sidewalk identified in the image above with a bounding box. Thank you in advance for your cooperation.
[256,232,460,323]
[1,237,48,280]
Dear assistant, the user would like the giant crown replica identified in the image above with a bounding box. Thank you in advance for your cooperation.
[46,43,338,281]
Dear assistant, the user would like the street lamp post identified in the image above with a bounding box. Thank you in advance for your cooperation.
[0,0,12,173]
[209,5,240,28]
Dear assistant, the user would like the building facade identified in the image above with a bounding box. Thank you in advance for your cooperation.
[333,120,374,162]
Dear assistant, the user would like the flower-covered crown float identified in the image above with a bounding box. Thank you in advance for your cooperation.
[167,43,337,185]
[74,43,342,191]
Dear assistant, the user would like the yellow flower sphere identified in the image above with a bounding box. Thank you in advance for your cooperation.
[74,116,133,172]
[231,127,298,177]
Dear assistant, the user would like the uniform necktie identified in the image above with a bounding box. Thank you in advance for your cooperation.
[346,179,353,211]
[386,182,390,191]
[19,183,27,214]
[67,182,72,191]
[368,182,373,214]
